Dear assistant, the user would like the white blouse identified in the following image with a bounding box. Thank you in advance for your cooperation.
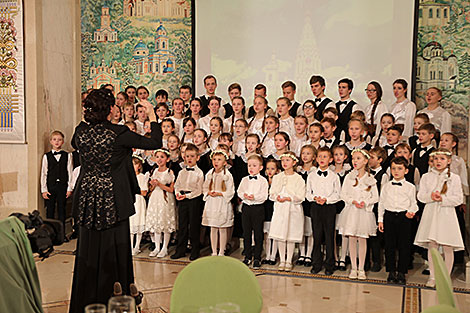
[364,100,389,135]
[418,106,452,134]
[390,99,416,138]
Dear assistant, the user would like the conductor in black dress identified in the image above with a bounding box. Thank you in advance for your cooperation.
[69,89,162,313]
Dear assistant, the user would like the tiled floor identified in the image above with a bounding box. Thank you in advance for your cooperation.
[38,240,470,312]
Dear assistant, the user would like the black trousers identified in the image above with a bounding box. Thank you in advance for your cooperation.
[454,206,466,264]
[384,211,412,274]
[241,203,265,261]
[45,183,67,228]
[366,206,384,266]
[175,196,203,256]
[311,203,336,272]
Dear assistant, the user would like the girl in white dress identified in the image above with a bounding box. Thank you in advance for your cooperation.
[181,117,196,144]
[146,149,176,257]
[296,145,317,267]
[248,96,269,139]
[202,150,235,256]
[223,96,246,133]
[291,115,309,157]
[130,156,149,256]
[269,151,306,272]
[337,149,379,280]
[389,79,416,139]
[262,159,281,265]
[233,119,248,157]
[364,81,388,139]
[208,117,223,151]
[260,116,279,158]
[414,148,464,287]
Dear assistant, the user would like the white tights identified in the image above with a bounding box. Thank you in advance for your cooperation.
[151,232,171,252]
[340,236,349,262]
[428,241,454,279]
[210,227,228,256]
[264,234,278,261]
[299,235,314,258]
[348,236,367,270]
[277,240,295,264]
[131,233,142,250]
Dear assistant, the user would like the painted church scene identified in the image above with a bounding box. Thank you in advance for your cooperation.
[81,0,192,98]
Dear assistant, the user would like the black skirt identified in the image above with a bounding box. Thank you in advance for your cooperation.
[69,219,134,313]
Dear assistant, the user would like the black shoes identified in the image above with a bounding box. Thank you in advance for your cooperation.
[371,263,381,272]
[303,257,312,267]
[268,259,276,266]
[325,269,334,276]
[253,260,261,269]
[243,258,252,266]
[396,272,406,285]
[261,259,270,265]
[296,256,305,265]
[189,253,199,261]
[310,267,322,274]
[387,271,397,283]
[337,261,347,271]
[170,253,185,260]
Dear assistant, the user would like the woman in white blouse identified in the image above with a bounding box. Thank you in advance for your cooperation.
[390,79,416,139]
[418,87,452,134]
[364,81,388,138]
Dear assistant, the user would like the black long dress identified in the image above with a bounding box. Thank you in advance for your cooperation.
[69,120,161,313]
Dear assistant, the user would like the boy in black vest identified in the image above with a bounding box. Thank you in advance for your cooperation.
[412,123,436,176]
[310,75,333,121]
[40,130,73,236]
[282,80,302,117]
[329,78,357,136]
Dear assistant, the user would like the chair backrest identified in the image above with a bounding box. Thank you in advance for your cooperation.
[170,256,263,313]
[430,248,456,308]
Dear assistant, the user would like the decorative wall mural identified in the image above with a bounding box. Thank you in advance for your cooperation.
[0,0,25,143]
[81,0,192,100]
[415,0,470,157]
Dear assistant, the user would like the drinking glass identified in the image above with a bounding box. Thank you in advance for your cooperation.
[107,295,135,313]
[84,303,106,313]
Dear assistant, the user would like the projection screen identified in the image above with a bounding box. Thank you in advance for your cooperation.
[195,0,416,111]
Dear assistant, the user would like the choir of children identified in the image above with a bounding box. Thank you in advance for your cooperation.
[59,76,466,288]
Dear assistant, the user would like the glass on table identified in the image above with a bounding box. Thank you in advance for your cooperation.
[107,295,135,313]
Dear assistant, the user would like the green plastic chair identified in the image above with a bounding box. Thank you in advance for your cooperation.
[170,256,263,313]
[421,248,461,313]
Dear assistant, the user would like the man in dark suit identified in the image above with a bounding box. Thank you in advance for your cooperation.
[282,80,302,117]
[199,75,223,117]
[310,75,333,121]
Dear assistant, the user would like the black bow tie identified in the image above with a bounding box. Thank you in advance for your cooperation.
[249,175,257,180]
[370,170,376,175]
[52,151,61,155]
[185,167,195,171]
[317,170,328,177]
[384,145,394,150]
[315,98,322,103]
[323,138,333,144]
[392,182,402,186]
[338,101,347,105]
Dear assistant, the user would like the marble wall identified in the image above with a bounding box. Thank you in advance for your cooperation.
[0,0,81,219]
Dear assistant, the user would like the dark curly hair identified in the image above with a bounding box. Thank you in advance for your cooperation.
[83,88,115,124]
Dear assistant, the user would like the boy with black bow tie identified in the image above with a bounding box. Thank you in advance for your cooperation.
[378,157,418,285]
[237,154,269,269]
[306,147,341,275]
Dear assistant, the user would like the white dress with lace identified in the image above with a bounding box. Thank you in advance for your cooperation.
[145,169,176,233]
